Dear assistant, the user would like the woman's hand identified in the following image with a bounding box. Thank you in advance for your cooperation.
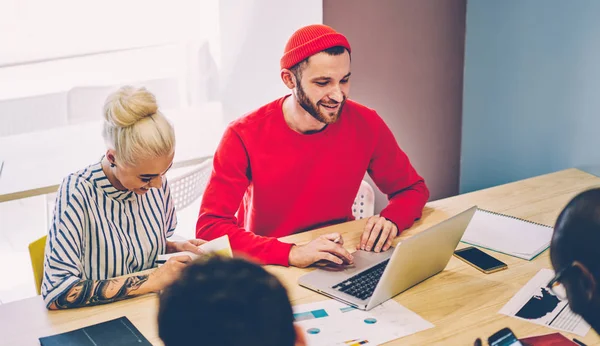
[167,239,207,255]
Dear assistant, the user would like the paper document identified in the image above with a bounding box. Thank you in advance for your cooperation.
[293,299,433,346]
[499,269,590,337]
[158,235,232,263]
[461,209,553,260]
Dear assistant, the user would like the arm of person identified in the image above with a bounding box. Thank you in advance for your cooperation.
[42,177,192,309]
[196,126,296,266]
[47,256,191,310]
[196,126,352,267]
[358,116,430,252]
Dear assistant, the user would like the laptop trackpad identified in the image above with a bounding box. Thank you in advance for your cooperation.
[311,249,393,280]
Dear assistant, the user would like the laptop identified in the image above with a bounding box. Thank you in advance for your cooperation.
[298,206,477,310]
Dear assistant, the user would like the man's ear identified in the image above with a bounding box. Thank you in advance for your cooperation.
[281,69,296,90]
[573,261,597,301]
[294,323,307,346]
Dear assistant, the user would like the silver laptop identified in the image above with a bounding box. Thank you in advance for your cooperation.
[298,206,477,310]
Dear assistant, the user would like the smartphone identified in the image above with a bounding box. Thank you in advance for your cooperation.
[488,327,523,346]
[454,246,507,274]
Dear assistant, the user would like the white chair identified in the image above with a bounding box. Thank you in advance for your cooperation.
[67,85,116,124]
[169,158,213,212]
[46,191,58,228]
[135,78,181,110]
[353,180,375,220]
[0,92,68,136]
[67,78,180,125]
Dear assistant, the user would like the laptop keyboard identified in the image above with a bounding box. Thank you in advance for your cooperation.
[331,259,390,301]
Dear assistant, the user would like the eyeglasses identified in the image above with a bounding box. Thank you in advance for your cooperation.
[546,264,575,300]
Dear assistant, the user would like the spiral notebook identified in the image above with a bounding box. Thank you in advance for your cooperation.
[461,208,553,260]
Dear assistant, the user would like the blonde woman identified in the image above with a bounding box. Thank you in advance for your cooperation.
[42,86,204,309]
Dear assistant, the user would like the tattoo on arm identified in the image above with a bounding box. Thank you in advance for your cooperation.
[50,275,150,309]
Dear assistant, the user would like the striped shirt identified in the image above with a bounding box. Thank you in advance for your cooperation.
[42,161,177,307]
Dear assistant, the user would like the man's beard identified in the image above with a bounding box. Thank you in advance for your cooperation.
[295,82,346,124]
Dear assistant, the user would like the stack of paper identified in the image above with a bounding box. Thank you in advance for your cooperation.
[157,235,232,264]
[461,209,553,260]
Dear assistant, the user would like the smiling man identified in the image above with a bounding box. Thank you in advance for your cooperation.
[197,24,429,268]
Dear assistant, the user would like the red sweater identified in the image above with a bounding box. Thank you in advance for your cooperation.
[196,96,429,266]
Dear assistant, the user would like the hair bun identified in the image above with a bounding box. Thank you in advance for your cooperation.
[104,86,159,127]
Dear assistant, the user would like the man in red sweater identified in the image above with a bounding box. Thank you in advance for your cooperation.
[197,24,429,267]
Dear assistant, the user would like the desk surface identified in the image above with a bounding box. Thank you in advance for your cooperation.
[0,168,599,345]
[0,104,226,202]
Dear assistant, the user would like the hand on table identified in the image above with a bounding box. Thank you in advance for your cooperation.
[356,215,398,252]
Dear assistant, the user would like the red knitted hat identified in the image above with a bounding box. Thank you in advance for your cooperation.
[280,24,351,70]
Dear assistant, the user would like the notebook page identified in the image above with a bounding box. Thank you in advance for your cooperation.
[461,210,553,256]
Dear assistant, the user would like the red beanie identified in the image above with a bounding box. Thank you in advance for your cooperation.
[280,24,351,70]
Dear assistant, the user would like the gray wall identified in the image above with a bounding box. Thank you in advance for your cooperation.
[324,0,466,211]
[461,0,600,193]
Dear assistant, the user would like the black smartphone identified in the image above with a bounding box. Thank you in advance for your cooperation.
[488,327,523,346]
[454,246,507,274]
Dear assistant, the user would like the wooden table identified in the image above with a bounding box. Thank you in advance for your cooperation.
[0,104,225,202]
[0,168,599,345]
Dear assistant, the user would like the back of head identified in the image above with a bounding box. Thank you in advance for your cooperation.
[552,188,600,276]
[158,256,296,346]
[102,86,175,165]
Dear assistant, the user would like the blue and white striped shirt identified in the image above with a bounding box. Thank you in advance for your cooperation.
[42,161,177,306]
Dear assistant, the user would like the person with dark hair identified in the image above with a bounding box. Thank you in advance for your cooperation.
[197,24,429,268]
[549,188,600,333]
[158,256,306,346]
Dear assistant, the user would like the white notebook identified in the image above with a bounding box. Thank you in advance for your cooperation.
[461,209,553,260]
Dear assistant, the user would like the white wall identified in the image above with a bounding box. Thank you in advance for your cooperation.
[0,0,220,67]
[219,0,323,122]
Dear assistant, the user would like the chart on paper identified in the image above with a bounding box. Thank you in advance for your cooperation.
[499,269,590,337]
[292,299,433,346]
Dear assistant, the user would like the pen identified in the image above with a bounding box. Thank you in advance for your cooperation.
[573,338,587,346]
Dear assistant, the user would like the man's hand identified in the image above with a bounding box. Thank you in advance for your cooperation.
[289,233,354,268]
[357,215,398,252]
[167,239,207,255]
[147,255,193,291]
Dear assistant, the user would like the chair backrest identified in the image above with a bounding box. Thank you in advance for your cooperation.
[46,191,58,229]
[135,78,181,110]
[0,92,68,136]
[353,180,375,220]
[67,78,180,125]
[169,158,213,211]
[28,235,47,295]
[67,85,116,124]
